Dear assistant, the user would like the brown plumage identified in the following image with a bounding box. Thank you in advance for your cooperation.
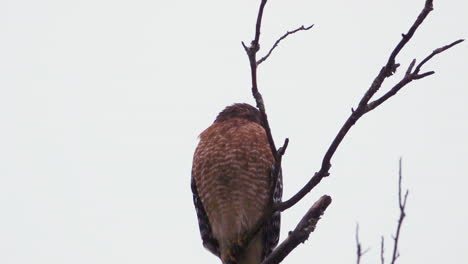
[191,103,282,264]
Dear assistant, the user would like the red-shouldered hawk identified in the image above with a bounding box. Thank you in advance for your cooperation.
[191,103,282,264]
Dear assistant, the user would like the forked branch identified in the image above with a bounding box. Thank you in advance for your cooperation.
[366,38,464,113]
[275,0,463,212]
[257,24,314,65]
[355,159,409,264]
[390,158,409,264]
[241,0,462,263]
[242,0,277,162]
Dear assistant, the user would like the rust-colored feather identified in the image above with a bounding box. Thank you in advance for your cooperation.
[192,104,276,264]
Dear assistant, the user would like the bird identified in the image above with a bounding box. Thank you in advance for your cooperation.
[191,103,282,264]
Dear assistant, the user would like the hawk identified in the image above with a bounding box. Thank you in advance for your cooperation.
[191,103,282,264]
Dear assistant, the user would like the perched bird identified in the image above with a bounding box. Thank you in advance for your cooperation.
[191,103,282,264]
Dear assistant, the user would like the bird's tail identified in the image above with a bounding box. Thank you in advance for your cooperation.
[221,232,263,264]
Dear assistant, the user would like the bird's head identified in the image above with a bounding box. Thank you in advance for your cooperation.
[214,103,263,127]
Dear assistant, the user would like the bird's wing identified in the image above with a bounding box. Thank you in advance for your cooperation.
[191,170,220,257]
[262,168,282,259]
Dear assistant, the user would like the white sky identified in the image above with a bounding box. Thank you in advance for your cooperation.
[1,0,467,263]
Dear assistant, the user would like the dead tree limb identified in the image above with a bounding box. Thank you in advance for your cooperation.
[365,39,464,113]
[261,195,332,264]
[240,0,462,263]
[356,159,409,264]
[241,0,311,233]
[355,223,370,264]
[275,0,463,212]
[242,0,278,162]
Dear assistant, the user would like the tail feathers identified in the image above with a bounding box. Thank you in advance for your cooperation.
[220,232,264,264]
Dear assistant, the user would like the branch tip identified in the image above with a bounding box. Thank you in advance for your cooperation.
[406,59,416,76]
[278,138,289,156]
[415,71,435,79]
[415,38,464,73]
[257,24,314,65]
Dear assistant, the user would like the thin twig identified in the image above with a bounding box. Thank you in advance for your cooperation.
[257,24,314,65]
[414,39,465,74]
[356,223,370,264]
[261,195,332,264]
[390,158,409,264]
[366,39,464,113]
[275,0,463,212]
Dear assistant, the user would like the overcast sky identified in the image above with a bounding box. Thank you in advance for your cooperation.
[1,0,467,263]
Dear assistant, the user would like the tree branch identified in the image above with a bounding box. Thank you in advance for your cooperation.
[355,159,408,264]
[242,0,296,218]
[365,38,464,113]
[242,0,278,162]
[275,0,463,212]
[261,195,332,264]
[239,0,460,263]
[414,38,464,74]
[355,223,370,264]
[240,2,297,258]
[257,24,314,65]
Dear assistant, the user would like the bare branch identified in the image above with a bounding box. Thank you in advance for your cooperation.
[356,223,370,264]
[243,0,291,215]
[261,195,332,264]
[240,0,460,262]
[356,159,409,264]
[405,59,416,76]
[242,0,278,162]
[241,2,298,260]
[366,39,464,113]
[414,39,464,73]
[356,0,434,111]
[390,158,409,264]
[384,0,433,73]
[257,24,314,65]
[276,0,463,212]
[277,138,289,157]
[414,71,435,79]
